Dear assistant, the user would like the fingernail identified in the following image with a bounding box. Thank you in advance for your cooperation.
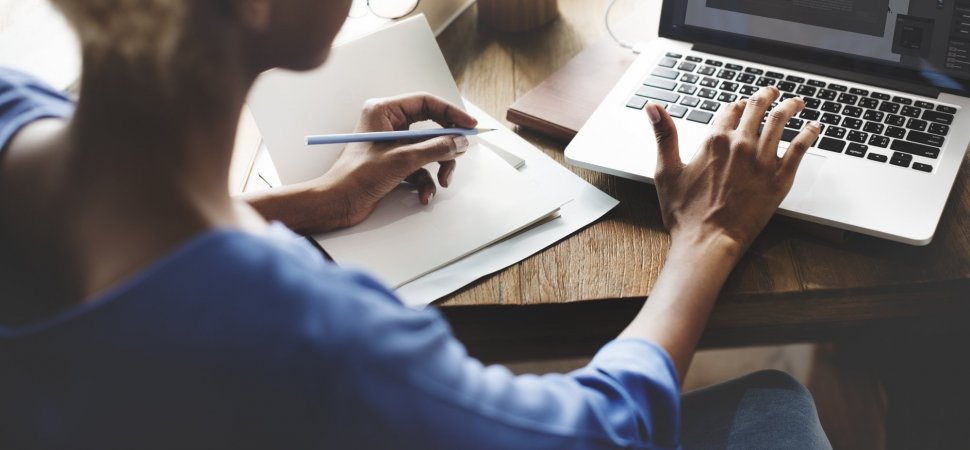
[809,121,822,131]
[427,192,434,203]
[646,104,661,124]
[455,136,469,153]
[446,171,453,187]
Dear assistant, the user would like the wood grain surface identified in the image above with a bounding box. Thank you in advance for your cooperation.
[435,0,970,361]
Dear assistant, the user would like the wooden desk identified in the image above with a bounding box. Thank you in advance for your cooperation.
[435,0,970,362]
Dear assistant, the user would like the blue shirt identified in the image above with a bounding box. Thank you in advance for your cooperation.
[0,68,681,450]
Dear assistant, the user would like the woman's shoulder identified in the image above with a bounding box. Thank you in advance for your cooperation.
[0,67,74,153]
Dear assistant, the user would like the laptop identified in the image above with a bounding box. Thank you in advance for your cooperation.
[565,0,970,245]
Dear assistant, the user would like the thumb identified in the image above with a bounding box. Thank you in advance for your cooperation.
[646,103,682,177]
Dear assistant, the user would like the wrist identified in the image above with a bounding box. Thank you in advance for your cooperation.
[668,228,745,266]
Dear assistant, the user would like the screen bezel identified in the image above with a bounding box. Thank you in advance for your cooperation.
[658,0,970,95]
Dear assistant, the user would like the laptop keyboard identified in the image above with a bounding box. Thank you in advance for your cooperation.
[625,52,958,173]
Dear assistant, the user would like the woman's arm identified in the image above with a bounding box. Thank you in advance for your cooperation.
[241,93,476,234]
[620,86,821,382]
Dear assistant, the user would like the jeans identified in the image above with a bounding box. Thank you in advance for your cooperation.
[681,370,832,449]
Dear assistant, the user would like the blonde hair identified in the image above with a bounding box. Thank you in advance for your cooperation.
[51,0,190,71]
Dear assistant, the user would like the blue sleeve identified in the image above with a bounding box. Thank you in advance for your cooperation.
[0,67,74,154]
[323,273,681,450]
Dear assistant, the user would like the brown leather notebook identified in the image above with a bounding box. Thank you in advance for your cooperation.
[506,37,637,142]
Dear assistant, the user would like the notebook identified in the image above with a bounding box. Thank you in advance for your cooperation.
[247,16,561,287]
[565,0,970,246]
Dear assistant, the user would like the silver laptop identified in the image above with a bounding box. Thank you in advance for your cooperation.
[566,0,970,245]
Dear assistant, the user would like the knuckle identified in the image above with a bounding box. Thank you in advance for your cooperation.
[767,109,789,123]
[706,132,731,148]
[362,98,386,115]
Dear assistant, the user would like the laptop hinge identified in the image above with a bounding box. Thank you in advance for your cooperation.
[693,43,941,98]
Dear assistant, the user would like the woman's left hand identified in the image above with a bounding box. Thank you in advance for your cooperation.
[242,93,477,234]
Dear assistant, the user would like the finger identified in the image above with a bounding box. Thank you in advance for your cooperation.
[737,86,780,136]
[397,135,469,168]
[383,92,478,129]
[407,168,437,205]
[646,103,683,178]
[711,99,746,132]
[779,121,822,178]
[758,96,805,161]
[437,159,456,187]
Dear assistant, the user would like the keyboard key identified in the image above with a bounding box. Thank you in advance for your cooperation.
[892,151,913,161]
[824,126,846,138]
[777,81,797,92]
[717,69,737,80]
[928,123,950,136]
[686,56,703,62]
[828,83,847,92]
[846,143,868,157]
[821,102,842,113]
[658,58,677,68]
[912,162,933,172]
[900,106,921,118]
[841,118,863,129]
[890,156,911,167]
[720,81,739,92]
[780,128,799,142]
[717,92,738,102]
[868,135,890,147]
[906,118,927,131]
[842,106,863,118]
[700,77,718,87]
[681,96,700,107]
[652,67,679,79]
[871,92,891,100]
[697,66,717,76]
[837,93,858,105]
[858,98,879,109]
[678,62,697,72]
[681,73,700,84]
[796,85,817,96]
[705,59,723,67]
[700,100,720,111]
[820,113,841,125]
[817,89,837,100]
[807,79,827,87]
[744,67,764,75]
[766,71,784,78]
[644,77,677,90]
[850,88,869,96]
[667,104,688,118]
[799,109,821,120]
[890,140,940,158]
[666,52,683,59]
[678,84,697,95]
[737,73,757,84]
[739,85,758,95]
[847,130,868,143]
[863,110,884,121]
[726,63,743,70]
[785,118,804,129]
[885,126,906,139]
[915,101,934,109]
[635,86,680,102]
[879,102,901,113]
[922,110,954,125]
[863,122,884,134]
[818,137,846,152]
[626,96,648,110]
[698,88,717,99]
[937,105,957,114]
[756,77,777,86]
[884,114,906,126]
[687,109,713,123]
[867,153,888,162]
[892,96,912,105]
[907,130,945,147]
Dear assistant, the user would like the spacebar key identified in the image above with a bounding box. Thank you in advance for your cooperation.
[635,86,680,103]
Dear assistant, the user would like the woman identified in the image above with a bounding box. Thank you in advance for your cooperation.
[0,1,830,448]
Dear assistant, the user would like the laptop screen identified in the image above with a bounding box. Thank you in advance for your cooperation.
[660,0,970,93]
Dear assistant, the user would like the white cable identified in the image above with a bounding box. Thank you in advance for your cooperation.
[605,0,634,49]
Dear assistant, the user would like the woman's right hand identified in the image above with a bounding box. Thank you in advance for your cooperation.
[646,86,822,256]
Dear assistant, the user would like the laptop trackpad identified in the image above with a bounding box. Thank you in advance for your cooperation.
[782,152,826,209]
